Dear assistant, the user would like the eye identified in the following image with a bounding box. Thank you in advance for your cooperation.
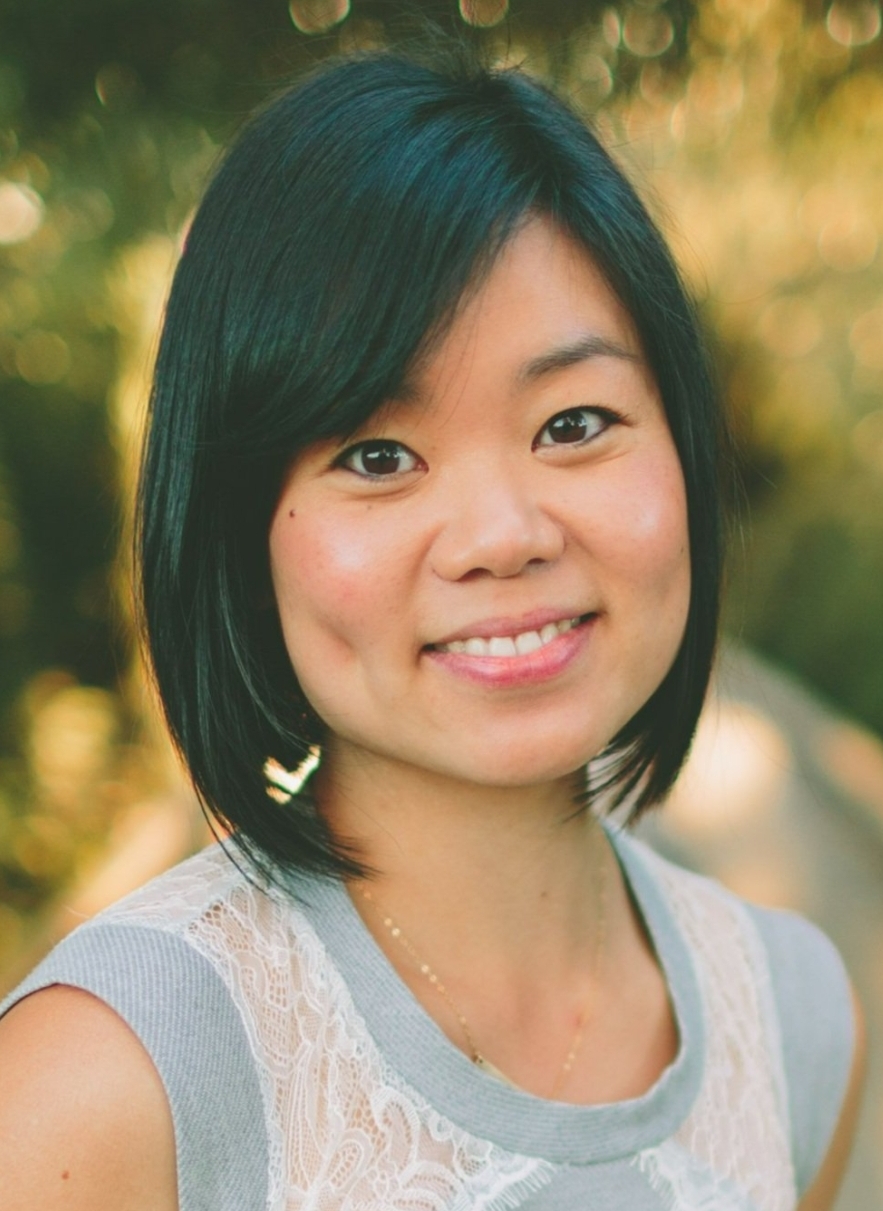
[533,407,616,449]
[336,439,423,478]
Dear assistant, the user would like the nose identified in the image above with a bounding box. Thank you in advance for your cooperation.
[430,461,565,581]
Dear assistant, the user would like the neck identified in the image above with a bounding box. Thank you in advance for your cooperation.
[309,744,675,1105]
[315,743,612,985]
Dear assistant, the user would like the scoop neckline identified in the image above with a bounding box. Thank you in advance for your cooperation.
[287,827,704,1166]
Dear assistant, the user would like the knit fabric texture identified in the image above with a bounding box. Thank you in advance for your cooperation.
[0,829,855,1211]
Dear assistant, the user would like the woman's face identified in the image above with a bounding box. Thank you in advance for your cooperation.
[269,218,690,791]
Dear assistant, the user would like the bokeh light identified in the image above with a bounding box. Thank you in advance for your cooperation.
[459,0,509,28]
[826,1,882,47]
[0,181,43,245]
[94,63,140,108]
[622,9,674,57]
[288,0,351,33]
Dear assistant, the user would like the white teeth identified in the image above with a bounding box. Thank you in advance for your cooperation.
[515,630,543,655]
[488,636,517,657]
[437,617,581,657]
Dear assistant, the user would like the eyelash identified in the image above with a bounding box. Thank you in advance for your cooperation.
[334,440,424,479]
[335,406,621,479]
[532,406,621,449]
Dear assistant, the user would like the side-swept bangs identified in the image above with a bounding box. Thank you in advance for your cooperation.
[138,47,725,880]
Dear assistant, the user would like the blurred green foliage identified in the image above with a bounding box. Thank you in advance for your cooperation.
[0,0,882,937]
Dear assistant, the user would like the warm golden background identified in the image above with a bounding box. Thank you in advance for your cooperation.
[0,1,881,1205]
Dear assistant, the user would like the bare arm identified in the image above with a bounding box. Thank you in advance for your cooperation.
[0,985,178,1211]
[796,986,867,1211]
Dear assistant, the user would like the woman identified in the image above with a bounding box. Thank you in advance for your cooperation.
[0,45,864,1210]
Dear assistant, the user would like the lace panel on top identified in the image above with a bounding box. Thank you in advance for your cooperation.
[100,848,553,1211]
[100,841,798,1211]
[632,849,797,1211]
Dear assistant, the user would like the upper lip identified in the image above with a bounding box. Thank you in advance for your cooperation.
[427,608,594,648]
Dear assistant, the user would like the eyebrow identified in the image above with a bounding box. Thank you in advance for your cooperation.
[392,331,641,406]
[518,334,641,383]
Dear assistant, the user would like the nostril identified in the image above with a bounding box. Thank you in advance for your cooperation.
[429,499,566,583]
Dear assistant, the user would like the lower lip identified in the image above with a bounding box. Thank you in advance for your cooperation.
[424,617,595,689]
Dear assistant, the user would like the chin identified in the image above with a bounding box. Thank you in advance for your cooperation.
[446,736,608,790]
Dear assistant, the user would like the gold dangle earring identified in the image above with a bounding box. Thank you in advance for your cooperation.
[263,746,321,803]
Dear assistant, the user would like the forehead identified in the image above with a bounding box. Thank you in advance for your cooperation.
[399,216,645,402]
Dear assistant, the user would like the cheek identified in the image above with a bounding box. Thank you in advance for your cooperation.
[271,514,360,639]
[268,505,409,665]
[598,451,690,608]
[634,470,688,575]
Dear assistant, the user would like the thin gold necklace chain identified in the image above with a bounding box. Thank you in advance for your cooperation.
[356,833,609,1099]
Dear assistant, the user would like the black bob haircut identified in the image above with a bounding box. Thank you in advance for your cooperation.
[138,43,726,881]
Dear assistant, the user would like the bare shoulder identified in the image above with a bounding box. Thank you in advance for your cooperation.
[0,984,178,1211]
[797,985,868,1211]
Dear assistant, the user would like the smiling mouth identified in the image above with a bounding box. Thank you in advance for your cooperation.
[430,614,592,658]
